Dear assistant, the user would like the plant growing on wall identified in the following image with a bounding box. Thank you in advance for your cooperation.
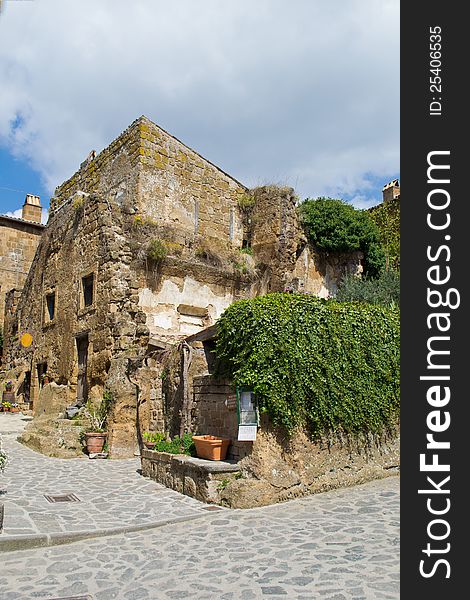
[369,198,400,271]
[298,197,386,278]
[215,293,399,437]
[336,270,400,306]
[147,239,167,263]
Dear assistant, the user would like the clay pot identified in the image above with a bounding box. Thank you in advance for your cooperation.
[192,435,231,461]
[85,432,107,454]
[144,441,156,449]
[10,407,20,413]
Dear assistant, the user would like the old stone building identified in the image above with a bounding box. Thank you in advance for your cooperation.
[0,195,44,333]
[3,116,363,458]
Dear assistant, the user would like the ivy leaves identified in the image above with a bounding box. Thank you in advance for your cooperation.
[215,293,399,437]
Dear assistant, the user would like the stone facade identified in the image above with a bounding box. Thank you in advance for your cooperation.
[2,116,363,459]
[0,195,44,333]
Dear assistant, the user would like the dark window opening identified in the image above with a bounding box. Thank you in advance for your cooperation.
[242,239,251,249]
[19,371,31,404]
[37,362,48,389]
[82,274,94,307]
[46,292,56,321]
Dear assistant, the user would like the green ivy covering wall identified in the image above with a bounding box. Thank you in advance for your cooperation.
[215,293,400,437]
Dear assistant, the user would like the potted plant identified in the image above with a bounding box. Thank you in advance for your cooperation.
[142,431,166,449]
[82,392,112,454]
[10,403,20,413]
[2,402,11,413]
[4,381,13,392]
[192,435,231,461]
[41,373,51,385]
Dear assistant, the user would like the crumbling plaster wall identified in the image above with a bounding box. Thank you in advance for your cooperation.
[137,268,246,341]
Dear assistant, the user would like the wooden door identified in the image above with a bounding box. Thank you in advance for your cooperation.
[76,335,89,405]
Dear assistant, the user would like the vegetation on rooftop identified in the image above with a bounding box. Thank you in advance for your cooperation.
[299,197,386,278]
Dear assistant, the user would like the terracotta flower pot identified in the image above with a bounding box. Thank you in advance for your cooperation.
[192,435,231,461]
[10,407,20,413]
[144,441,156,449]
[85,432,107,454]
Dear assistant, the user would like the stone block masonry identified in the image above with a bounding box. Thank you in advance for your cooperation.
[51,116,246,249]
[0,213,44,331]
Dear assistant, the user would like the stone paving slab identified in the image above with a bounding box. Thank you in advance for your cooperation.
[0,414,210,548]
[0,476,400,599]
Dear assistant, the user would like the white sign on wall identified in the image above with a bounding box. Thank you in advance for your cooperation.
[237,425,257,441]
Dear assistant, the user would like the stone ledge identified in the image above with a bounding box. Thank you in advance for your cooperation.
[141,449,240,504]
[141,449,240,473]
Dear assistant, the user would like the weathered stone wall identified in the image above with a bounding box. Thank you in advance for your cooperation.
[51,116,246,251]
[248,186,363,298]
[137,265,247,342]
[137,118,246,246]
[141,449,240,504]
[219,421,399,508]
[3,117,366,462]
[140,424,399,509]
[50,120,142,213]
[0,217,43,331]
[3,193,148,453]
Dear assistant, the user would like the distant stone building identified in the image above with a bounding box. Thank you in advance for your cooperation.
[2,116,362,457]
[0,195,44,332]
[381,178,400,203]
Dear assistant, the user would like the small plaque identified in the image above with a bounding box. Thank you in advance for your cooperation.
[237,425,257,441]
[225,394,237,411]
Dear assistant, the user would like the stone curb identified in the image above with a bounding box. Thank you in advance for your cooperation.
[0,510,210,552]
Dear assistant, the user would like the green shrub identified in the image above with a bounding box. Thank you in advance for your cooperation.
[336,271,400,306]
[147,239,167,262]
[299,197,386,278]
[215,293,399,436]
[144,431,195,456]
[237,192,255,211]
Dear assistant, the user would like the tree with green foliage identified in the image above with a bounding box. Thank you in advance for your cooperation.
[299,197,386,278]
[336,270,400,307]
[216,293,399,437]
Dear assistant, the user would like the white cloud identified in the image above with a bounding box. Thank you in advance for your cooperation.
[3,208,22,219]
[0,0,399,205]
[3,207,48,224]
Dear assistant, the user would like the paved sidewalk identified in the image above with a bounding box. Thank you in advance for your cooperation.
[0,413,209,549]
[1,476,399,599]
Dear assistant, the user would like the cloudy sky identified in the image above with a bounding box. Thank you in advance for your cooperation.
[0,0,399,221]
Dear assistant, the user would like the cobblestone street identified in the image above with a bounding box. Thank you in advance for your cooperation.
[1,414,399,599]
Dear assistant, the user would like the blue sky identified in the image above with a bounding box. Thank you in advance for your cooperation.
[0,147,49,218]
[0,0,399,220]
